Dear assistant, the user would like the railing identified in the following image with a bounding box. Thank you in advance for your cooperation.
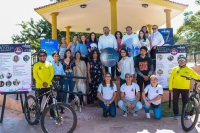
[184,43,200,66]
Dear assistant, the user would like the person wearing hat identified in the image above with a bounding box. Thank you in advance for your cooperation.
[169,56,200,120]
[142,75,163,119]
[118,73,142,117]
[134,46,154,101]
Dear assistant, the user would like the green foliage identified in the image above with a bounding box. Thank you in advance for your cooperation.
[195,0,200,5]
[12,18,102,50]
[12,18,65,50]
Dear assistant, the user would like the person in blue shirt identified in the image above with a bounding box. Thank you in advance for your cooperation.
[76,35,88,64]
[51,52,65,104]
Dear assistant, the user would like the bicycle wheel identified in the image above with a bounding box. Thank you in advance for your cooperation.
[181,97,199,131]
[24,95,40,125]
[41,103,77,133]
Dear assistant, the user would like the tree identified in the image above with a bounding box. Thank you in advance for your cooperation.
[12,18,65,50]
[12,18,102,50]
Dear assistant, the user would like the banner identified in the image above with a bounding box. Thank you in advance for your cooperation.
[100,48,119,67]
[158,28,173,45]
[40,39,58,62]
[156,45,186,89]
[0,44,31,93]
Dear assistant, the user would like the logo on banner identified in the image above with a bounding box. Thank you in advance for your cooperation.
[100,48,119,67]
[170,48,178,55]
[14,47,23,55]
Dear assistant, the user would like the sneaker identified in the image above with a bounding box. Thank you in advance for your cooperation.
[184,115,189,120]
[103,112,108,118]
[146,113,151,118]
[174,115,179,120]
[123,111,127,117]
[133,111,138,117]
[50,116,55,120]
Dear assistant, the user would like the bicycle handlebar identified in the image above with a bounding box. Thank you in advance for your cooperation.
[181,75,200,82]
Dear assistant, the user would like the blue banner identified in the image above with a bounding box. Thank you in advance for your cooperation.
[158,28,173,45]
[40,39,58,62]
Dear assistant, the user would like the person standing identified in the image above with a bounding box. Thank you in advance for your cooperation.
[67,35,78,57]
[142,75,163,119]
[115,31,123,77]
[134,46,153,100]
[121,26,140,57]
[150,25,164,70]
[97,72,117,117]
[138,30,150,52]
[87,32,98,52]
[33,50,54,118]
[74,51,87,102]
[51,52,65,103]
[169,56,200,119]
[118,73,142,117]
[117,48,135,86]
[98,26,117,81]
[61,49,76,105]
[76,35,89,65]
[87,49,105,106]
[59,37,68,60]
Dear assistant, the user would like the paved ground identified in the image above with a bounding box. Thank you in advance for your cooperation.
[0,106,200,133]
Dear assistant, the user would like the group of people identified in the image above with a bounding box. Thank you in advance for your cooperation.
[33,25,200,120]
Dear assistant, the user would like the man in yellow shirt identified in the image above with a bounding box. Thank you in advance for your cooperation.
[169,56,200,119]
[33,50,54,119]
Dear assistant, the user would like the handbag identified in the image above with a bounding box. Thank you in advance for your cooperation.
[76,63,86,94]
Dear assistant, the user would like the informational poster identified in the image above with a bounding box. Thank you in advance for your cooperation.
[158,28,173,45]
[40,39,58,62]
[156,45,186,89]
[0,44,31,93]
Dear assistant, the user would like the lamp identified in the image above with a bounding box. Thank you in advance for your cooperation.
[142,4,148,8]
[86,28,90,31]
[80,4,87,8]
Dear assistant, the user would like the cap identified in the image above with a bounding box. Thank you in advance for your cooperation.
[150,75,158,79]
[178,57,187,62]
[125,73,132,77]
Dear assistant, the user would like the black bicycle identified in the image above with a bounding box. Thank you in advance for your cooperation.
[181,75,200,131]
[23,80,77,133]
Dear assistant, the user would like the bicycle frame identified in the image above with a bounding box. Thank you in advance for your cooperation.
[190,81,200,102]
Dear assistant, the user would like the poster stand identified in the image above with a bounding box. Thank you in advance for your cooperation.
[0,91,29,123]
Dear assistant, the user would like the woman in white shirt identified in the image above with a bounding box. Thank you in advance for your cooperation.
[142,75,163,119]
[97,72,117,117]
[138,30,150,52]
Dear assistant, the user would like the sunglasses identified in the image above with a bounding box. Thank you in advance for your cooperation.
[121,52,125,53]
[152,28,157,30]
[105,76,111,78]
[39,54,46,57]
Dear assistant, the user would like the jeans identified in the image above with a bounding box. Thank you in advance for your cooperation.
[53,77,64,102]
[98,100,116,117]
[118,100,142,112]
[63,72,75,103]
[144,103,162,119]
[137,75,150,101]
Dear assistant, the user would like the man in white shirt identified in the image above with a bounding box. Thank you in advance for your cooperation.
[121,26,140,57]
[118,73,142,117]
[117,48,135,86]
[98,26,118,81]
[150,25,164,70]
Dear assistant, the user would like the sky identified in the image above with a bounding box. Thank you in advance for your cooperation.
[0,0,199,43]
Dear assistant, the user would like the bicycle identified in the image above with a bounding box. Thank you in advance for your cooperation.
[23,78,77,133]
[181,75,200,131]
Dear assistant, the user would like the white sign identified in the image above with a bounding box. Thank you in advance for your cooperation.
[0,44,32,93]
[156,45,186,89]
